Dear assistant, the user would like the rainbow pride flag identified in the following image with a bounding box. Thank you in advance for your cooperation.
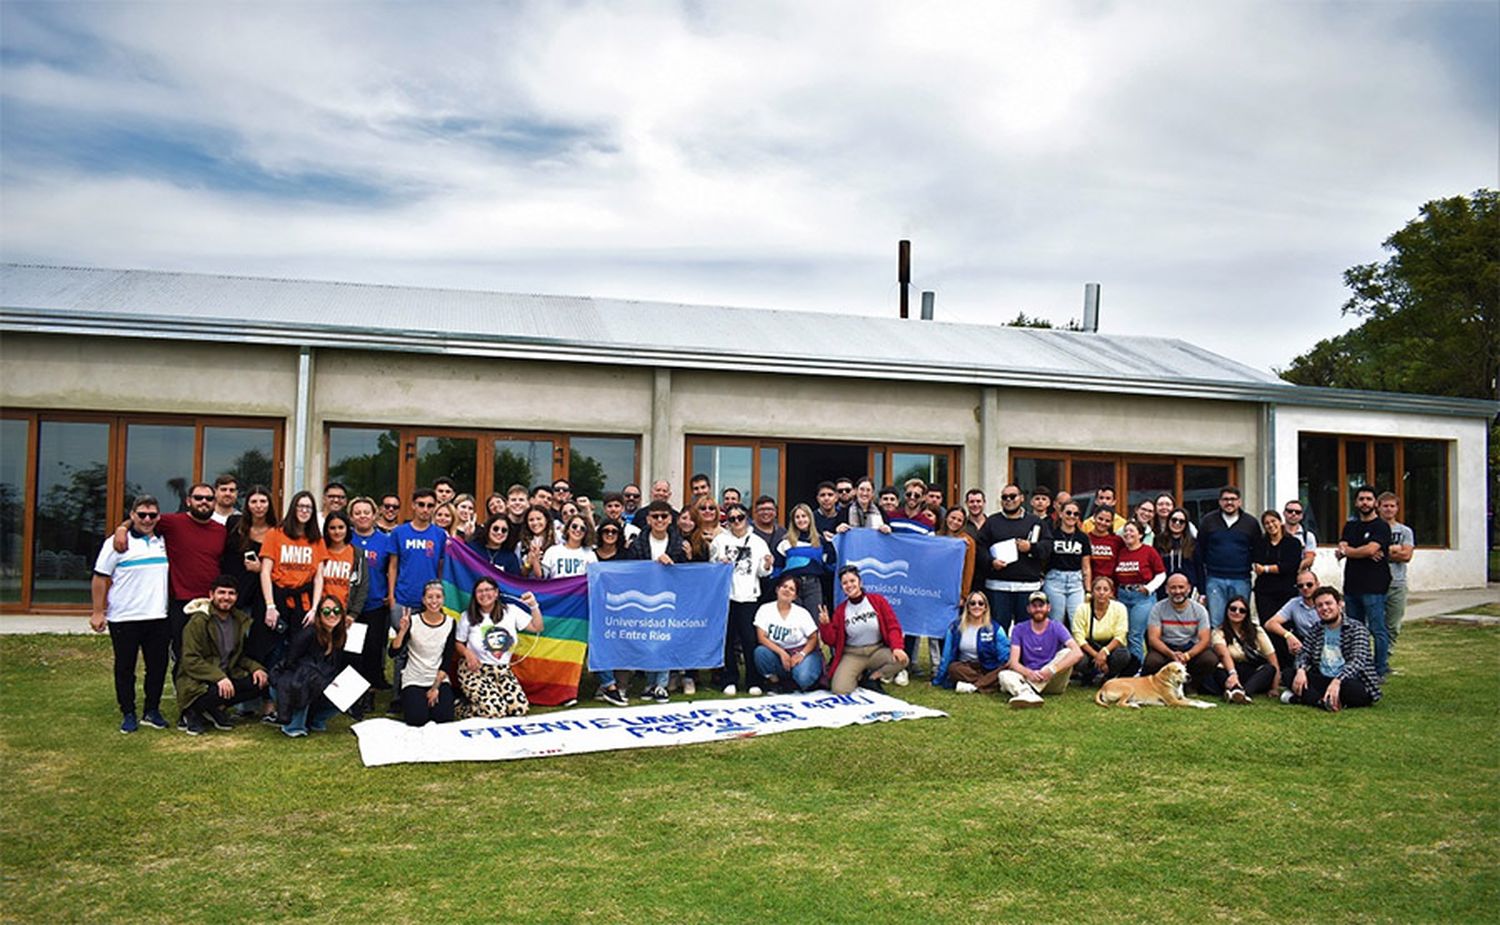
[441,541,589,706]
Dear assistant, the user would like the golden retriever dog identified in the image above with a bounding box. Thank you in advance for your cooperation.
[1094,661,1216,709]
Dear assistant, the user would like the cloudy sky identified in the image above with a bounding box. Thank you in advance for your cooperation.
[1,0,1495,374]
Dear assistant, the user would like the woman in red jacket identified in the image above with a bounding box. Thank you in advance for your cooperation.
[818,565,909,694]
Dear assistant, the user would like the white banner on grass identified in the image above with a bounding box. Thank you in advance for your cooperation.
[351,690,946,767]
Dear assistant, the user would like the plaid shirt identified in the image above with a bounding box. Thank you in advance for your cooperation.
[1297,617,1383,702]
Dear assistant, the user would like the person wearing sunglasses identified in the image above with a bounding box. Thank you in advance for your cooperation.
[593,520,626,562]
[1203,595,1279,704]
[976,483,1051,633]
[272,596,349,736]
[109,480,229,672]
[1264,568,1322,692]
[91,494,173,733]
[375,494,403,533]
[710,503,775,695]
[348,496,395,694]
[933,593,1011,694]
[1152,507,1202,598]
[385,488,448,713]
[1041,502,1091,633]
[1280,500,1317,572]
[620,502,688,700]
[541,515,598,579]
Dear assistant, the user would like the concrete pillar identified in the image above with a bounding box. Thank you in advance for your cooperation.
[649,367,672,486]
[979,386,1001,495]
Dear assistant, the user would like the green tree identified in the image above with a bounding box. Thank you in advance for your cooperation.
[1004,311,1083,330]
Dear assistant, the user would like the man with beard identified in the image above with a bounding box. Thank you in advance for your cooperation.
[1336,486,1393,678]
[1290,586,1382,711]
[112,481,228,670]
[976,484,1050,632]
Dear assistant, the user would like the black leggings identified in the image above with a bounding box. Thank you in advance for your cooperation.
[399,683,455,726]
[1075,647,1139,685]
[1201,660,1277,697]
[108,619,170,714]
[355,605,390,688]
[720,600,763,689]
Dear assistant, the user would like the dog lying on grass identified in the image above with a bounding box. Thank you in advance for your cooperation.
[1094,661,1216,709]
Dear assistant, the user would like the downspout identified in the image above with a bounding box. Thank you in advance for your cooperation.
[292,345,312,493]
[1264,401,1277,511]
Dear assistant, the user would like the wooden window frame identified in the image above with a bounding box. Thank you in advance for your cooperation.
[1008,449,1240,514]
[1302,432,1451,550]
[2,410,285,614]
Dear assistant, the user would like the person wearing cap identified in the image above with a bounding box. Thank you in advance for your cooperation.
[994,591,1082,708]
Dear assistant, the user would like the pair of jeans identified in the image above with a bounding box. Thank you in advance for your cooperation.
[985,589,1034,633]
[283,697,338,734]
[1386,585,1408,646]
[1116,587,1155,663]
[1344,592,1389,675]
[753,646,824,691]
[902,635,941,675]
[107,618,170,715]
[1043,570,1085,632]
[594,669,669,691]
[1204,576,1251,629]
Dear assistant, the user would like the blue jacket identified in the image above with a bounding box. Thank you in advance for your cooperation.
[932,618,1011,688]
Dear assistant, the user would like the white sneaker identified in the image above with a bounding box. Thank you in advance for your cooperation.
[682,677,697,696]
[1280,690,1295,705]
[1008,689,1044,709]
[954,681,978,694]
[893,670,909,687]
[747,686,764,697]
[723,684,737,696]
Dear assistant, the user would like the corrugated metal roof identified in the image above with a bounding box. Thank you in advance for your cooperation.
[2,262,1495,418]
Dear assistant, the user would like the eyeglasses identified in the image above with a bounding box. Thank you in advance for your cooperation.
[905,492,922,499]
[1169,517,1186,524]
[553,486,570,493]
[191,494,213,502]
[413,501,434,509]
[1297,581,1317,589]
[295,504,314,511]
[623,492,640,499]
[1284,508,1303,515]
[726,514,747,524]
[600,528,619,535]
[381,502,400,509]
[837,487,853,494]
[966,600,986,608]
[133,511,160,519]
[318,607,342,616]
[698,507,717,514]
[567,523,586,532]
[1000,493,1021,501]
[1062,510,1079,517]
[1227,606,1248,614]
[648,513,671,520]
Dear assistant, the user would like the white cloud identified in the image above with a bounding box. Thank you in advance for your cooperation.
[1,0,1493,373]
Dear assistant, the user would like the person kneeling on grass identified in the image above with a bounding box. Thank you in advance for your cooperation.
[174,576,269,736]
[819,565,908,694]
[753,575,824,693]
[1289,586,1382,712]
[995,591,1083,708]
[933,592,1010,694]
[454,577,541,718]
[1200,595,1280,704]
[270,597,347,737]
[390,580,457,726]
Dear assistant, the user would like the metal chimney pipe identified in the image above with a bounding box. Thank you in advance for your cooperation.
[920,290,935,321]
[1083,283,1101,333]
[898,240,911,319]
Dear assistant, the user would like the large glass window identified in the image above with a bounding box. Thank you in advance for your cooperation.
[692,444,754,502]
[1,419,28,603]
[416,436,477,497]
[327,428,400,501]
[570,436,637,498]
[890,451,949,503]
[1297,433,1450,547]
[33,421,111,605]
[1011,451,1238,523]
[203,426,277,494]
[494,438,554,494]
[123,424,195,512]
[758,446,781,504]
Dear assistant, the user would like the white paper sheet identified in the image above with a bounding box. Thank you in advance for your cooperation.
[343,621,368,654]
[323,665,371,713]
[990,538,1018,566]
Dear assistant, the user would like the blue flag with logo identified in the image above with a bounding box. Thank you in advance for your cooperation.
[833,530,966,639]
[586,561,733,671]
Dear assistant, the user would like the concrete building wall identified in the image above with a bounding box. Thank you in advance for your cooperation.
[994,388,1265,505]
[1273,404,1488,591]
[0,333,298,418]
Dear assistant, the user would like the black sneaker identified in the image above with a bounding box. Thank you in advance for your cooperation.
[600,686,628,707]
[205,706,234,730]
[857,677,886,694]
[260,712,283,726]
[649,686,670,704]
[182,711,207,736]
[140,708,169,730]
[119,712,138,734]
[176,714,187,730]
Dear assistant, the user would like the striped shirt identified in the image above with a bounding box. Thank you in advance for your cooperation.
[1147,598,1209,651]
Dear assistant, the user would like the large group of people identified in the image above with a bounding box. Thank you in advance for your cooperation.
[91,470,1412,735]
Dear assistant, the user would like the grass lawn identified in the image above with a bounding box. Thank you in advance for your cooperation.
[3,624,1498,924]
[1457,602,1500,617]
